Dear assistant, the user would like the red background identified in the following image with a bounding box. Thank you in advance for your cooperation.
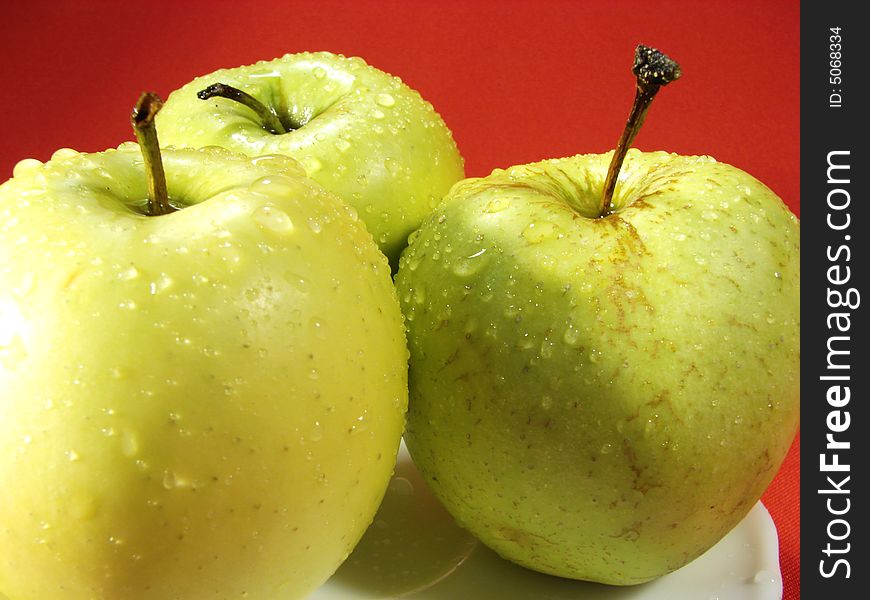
[0,1,800,598]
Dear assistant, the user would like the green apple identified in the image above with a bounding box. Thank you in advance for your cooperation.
[156,51,465,269]
[0,117,408,596]
[394,46,800,585]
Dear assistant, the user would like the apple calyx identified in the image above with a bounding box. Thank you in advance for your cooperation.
[197,83,289,135]
[600,44,681,217]
[132,91,175,216]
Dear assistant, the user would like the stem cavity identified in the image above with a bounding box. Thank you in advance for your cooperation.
[197,83,288,135]
[132,92,174,216]
[600,45,681,217]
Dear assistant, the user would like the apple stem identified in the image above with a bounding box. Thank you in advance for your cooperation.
[132,92,175,216]
[599,45,681,217]
[197,83,288,135]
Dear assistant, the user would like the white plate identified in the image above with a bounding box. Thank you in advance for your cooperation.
[313,441,783,600]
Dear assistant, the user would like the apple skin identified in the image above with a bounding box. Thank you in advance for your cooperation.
[0,146,408,599]
[395,149,800,585]
[156,51,465,269]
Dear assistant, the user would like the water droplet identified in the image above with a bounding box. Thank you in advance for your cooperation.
[563,325,582,347]
[253,205,294,234]
[701,210,718,221]
[119,265,140,280]
[383,157,401,175]
[370,109,385,119]
[118,299,137,310]
[251,174,297,198]
[309,421,323,442]
[163,470,191,490]
[307,217,323,234]
[541,396,553,410]
[66,449,80,462]
[375,93,396,108]
[600,443,613,455]
[309,317,327,337]
[388,476,414,496]
[752,570,776,585]
[301,156,322,174]
[313,66,326,79]
[522,221,556,244]
[51,148,79,161]
[623,529,639,541]
[13,158,43,178]
[149,274,173,295]
[121,431,139,457]
[452,253,486,277]
[588,349,601,364]
[335,138,352,153]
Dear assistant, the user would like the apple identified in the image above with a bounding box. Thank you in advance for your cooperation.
[156,51,466,269]
[0,94,408,599]
[394,46,800,584]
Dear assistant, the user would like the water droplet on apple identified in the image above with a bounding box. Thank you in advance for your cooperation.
[375,93,396,107]
[540,341,554,358]
[313,66,326,79]
[307,217,323,234]
[563,325,582,347]
[371,109,385,119]
[66,449,80,462]
[335,138,352,153]
[51,148,79,161]
[13,157,43,177]
[452,258,482,278]
[250,175,296,198]
[309,368,320,380]
[600,443,613,454]
[309,421,323,442]
[383,157,401,175]
[309,317,327,337]
[118,299,137,310]
[522,221,556,244]
[588,349,601,363]
[162,471,178,489]
[701,210,718,221]
[149,274,173,295]
[301,156,322,174]
[119,265,140,280]
[623,529,640,541]
[253,205,294,234]
[541,396,553,410]
[121,431,140,457]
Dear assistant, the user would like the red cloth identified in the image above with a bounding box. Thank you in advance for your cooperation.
[0,2,800,598]
[764,434,801,600]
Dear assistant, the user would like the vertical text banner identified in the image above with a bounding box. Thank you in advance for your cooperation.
[802,1,867,595]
